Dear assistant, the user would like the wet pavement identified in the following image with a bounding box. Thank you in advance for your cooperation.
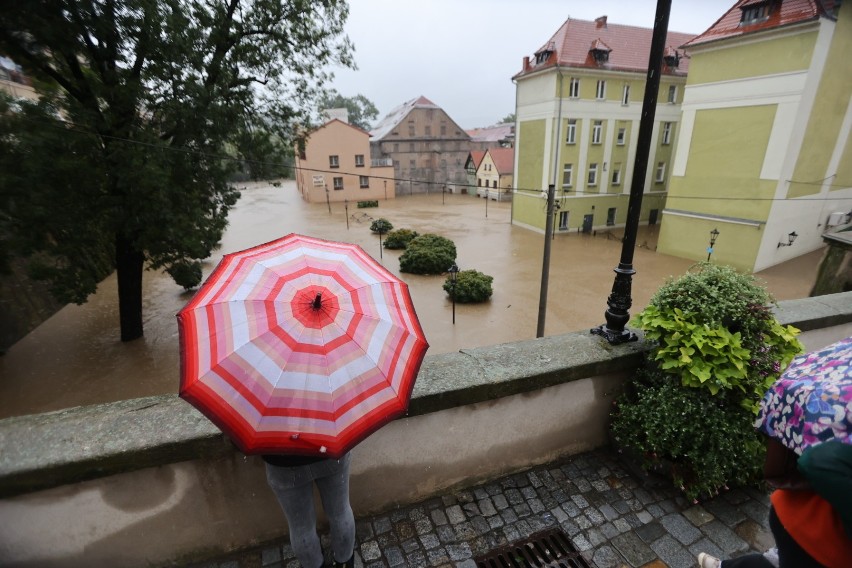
[192,448,773,568]
[0,181,824,419]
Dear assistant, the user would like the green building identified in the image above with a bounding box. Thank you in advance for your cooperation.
[658,0,851,272]
[512,15,694,234]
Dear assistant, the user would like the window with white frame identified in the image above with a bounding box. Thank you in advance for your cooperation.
[333,176,344,190]
[622,84,630,106]
[611,164,622,185]
[588,163,598,186]
[592,120,603,144]
[562,164,573,189]
[662,122,672,145]
[359,176,369,188]
[569,77,580,98]
[667,85,677,103]
[656,161,666,182]
[329,155,339,168]
[558,211,569,230]
[355,154,365,167]
[566,119,577,144]
[741,2,771,25]
[617,127,626,145]
[596,80,606,100]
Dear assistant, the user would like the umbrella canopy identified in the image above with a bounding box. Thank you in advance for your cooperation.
[178,234,429,457]
[755,336,852,455]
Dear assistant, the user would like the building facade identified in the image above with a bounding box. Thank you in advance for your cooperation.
[295,119,395,204]
[475,147,515,202]
[657,0,851,272]
[512,16,694,235]
[370,96,476,195]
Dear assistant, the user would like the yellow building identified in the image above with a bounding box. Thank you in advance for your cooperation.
[474,147,515,202]
[295,119,395,204]
[658,0,851,271]
[512,15,695,234]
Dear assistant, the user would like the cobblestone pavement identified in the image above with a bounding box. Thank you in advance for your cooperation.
[192,449,773,568]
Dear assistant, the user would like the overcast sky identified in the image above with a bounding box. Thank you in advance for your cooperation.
[329,0,737,130]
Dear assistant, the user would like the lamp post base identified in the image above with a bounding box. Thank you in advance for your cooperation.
[590,325,638,344]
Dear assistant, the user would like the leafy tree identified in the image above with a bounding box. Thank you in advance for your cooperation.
[499,113,516,124]
[399,234,456,275]
[383,229,418,250]
[0,0,353,341]
[369,218,392,234]
[443,269,493,303]
[319,89,379,131]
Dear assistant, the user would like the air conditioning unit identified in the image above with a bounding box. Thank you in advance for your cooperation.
[827,212,846,227]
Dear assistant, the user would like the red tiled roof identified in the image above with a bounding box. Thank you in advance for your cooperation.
[468,150,486,170]
[487,148,515,176]
[684,0,838,48]
[515,16,696,79]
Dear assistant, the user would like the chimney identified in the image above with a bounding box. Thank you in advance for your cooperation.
[523,56,530,70]
[595,15,607,28]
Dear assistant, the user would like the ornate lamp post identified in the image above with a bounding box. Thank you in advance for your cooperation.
[706,228,719,262]
[448,263,459,325]
[591,0,672,345]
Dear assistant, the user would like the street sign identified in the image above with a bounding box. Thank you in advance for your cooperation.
[312,175,324,187]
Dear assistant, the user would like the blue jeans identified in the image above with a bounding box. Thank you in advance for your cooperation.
[265,452,355,568]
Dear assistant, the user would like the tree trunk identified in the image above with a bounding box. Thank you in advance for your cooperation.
[115,234,144,342]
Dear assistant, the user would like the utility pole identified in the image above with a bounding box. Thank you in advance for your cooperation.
[536,184,557,337]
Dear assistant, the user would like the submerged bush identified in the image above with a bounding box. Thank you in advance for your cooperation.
[399,234,456,275]
[443,269,493,303]
[384,228,418,250]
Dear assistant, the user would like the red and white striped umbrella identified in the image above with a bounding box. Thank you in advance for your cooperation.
[177,234,429,457]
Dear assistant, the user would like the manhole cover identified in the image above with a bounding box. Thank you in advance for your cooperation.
[473,528,592,567]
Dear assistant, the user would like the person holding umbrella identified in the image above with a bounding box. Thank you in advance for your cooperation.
[698,337,852,568]
[262,452,355,568]
[177,234,429,568]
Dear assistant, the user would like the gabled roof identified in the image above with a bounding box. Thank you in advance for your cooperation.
[684,0,838,48]
[311,118,371,137]
[486,148,515,175]
[466,123,514,143]
[466,150,486,170]
[514,16,696,79]
[370,96,440,140]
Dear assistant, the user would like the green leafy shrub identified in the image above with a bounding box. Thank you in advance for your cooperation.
[611,371,765,501]
[369,218,393,234]
[399,234,456,275]
[443,269,493,303]
[166,260,202,290]
[384,229,419,250]
[611,262,803,501]
[357,200,378,208]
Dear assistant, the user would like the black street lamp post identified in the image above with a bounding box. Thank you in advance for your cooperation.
[448,263,459,325]
[707,228,719,262]
[591,0,672,345]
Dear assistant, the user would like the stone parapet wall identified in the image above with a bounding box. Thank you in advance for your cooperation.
[0,292,850,567]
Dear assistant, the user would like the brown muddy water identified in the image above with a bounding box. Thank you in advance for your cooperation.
[0,181,824,419]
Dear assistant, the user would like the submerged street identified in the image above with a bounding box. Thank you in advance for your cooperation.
[0,180,823,418]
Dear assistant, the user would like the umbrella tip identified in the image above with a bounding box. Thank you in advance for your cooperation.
[312,292,323,310]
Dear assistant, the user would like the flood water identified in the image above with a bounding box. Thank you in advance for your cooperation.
[0,181,824,419]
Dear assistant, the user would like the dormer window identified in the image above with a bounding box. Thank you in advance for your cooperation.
[589,39,611,65]
[740,0,773,26]
[663,47,680,69]
[535,48,553,65]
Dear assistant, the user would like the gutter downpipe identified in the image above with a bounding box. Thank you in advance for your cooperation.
[591,0,671,344]
[536,69,564,338]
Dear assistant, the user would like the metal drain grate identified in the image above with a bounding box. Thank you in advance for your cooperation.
[473,528,592,568]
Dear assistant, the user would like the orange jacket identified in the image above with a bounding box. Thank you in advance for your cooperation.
[772,489,852,568]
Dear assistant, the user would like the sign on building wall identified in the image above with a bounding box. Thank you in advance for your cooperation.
[312,175,325,187]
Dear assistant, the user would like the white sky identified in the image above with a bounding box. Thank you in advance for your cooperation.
[329,0,737,129]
